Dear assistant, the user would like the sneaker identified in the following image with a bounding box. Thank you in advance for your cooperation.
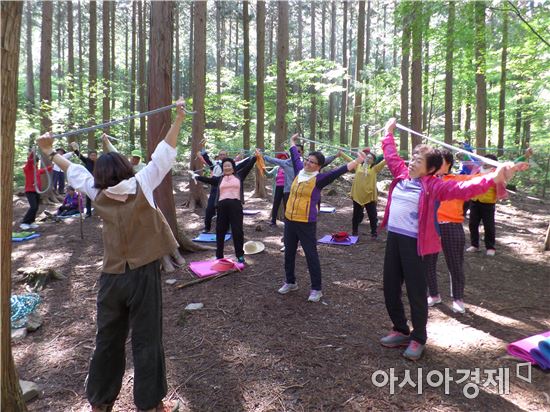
[202,228,211,234]
[307,290,323,302]
[269,221,277,227]
[138,399,181,412]
[29,223,39,229]
[91,404,114,412]
[20,223,31,230]
[486,249,496,256]
[466,246,479,253]
[278,282,298,294]
[44,210,53,217]
[371,233,378,240]
[403,340,425,361]
[280,246,285,252]
[380,331,411,348]
[452,299,465,314]
[427,295,442,307]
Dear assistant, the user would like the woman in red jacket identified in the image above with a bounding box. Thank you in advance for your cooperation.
[20,150,52,230]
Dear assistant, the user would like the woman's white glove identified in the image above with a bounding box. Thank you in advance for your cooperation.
[189,171,199,182]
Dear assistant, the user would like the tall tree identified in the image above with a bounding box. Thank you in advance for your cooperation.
[187,2,194,96]
[88,1,98,149]
[25,1,35,114]
[67,1,74,103]
[254,0,267,198]
[410,1,422,148]
[102,1,111,132]
[339,1,349,145]
[364,0,372,145]
[138,0,147,152]
[40,0,53,133]
[129,1,137,147]
[351,0,366,149]
[474,1,487,154]
[328,0,336,141]
[321,2,326,59]
[275,1,289,152]
[78,0,83,94]
[215,1,222,129]
[400,3,412,156]
[189,0,208,210]
[234,10,239,75]
[56,2,64,100]
[297,3,303,60]
[497,7,509,156]
[1,3,27,409]
[243,0,251,150]
[309,1,317,150]
[444,1,455,144]
[110,1,115,111]
[174,3,181,100]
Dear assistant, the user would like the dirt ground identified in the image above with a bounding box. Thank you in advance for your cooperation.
[10,171,550,412]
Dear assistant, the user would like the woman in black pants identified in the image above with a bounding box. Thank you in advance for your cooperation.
[194,154,257,263]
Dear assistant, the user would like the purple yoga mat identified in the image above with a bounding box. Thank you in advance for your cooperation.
[189,259,245,278]
[318,235,359,246]
[507,331,550,366]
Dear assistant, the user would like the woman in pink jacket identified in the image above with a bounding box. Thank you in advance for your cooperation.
[378,118,524,361]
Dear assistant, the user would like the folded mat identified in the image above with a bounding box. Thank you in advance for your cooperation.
[539,337,550,363]
[12,232,41,242]
[243,209,261,215]
[529,348,550,370]
[507,331,550,366]
[318,234,359,246]
[189,259,245,278]
[319,206,336,213]
[192,233,231,242]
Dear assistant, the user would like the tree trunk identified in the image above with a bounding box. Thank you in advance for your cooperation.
[56,2,63,101]
[25,2,35,114]
[321,2,326,59]
[130,1,137,148]
[444,1,455,144]
[410,1,422,148]
[328,0,336,142]
[400,3,411,157]
[243,0,251,150]
[215,1,222,129]
[40,1,53,133]
[351,0,366,150]
[275,1,289,152]
[187,2,194,97]
[88,1,97,149]
[67,1,74,105]
[268,4,274,65]
[339,1,348,145]
[465,100,472,143]
[189,0,208,211]
[254,0,267,198]
[138,0,147,153]
[297,3,303,60]
[78,0,83,94]
[110,1,115,111]
[514,97,522,145]
[235,12,239,75]
[497,8,509,157]
[309,1,316,151]
[1,3,28,410]
[422,37,429,131]
[363,0,372,146]
[174,3,180,100]
[102,1,110,133]
[382,4,387,68]
[474,1,487,155]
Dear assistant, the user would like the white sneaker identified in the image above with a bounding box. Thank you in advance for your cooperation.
[427,295,442,307]
[278,283,298,294]
[280,246,285,252]
[20,223,31,230]
[29,223,39,229]
[452,299,465,314]
[486,249,496,256]
[466,246,479,253]
[307,290,323,302]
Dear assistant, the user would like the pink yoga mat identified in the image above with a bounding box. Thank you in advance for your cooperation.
[318,235,359,246]
[189,259,245,278]
[507,331,550,366]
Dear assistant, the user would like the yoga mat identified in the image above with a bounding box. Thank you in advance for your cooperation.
[529,348,550,370]
[243,209,261,215]
[189,259,245,278]
[318,235,359,246]
[12,233,41,242]
[56,213,82,219]
[319,206,336,213]
[507,331,550,366]
[539,337,550,363]
[192,233,231,243]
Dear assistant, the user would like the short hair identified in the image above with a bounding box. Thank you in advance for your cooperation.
[413,144,443,176]
[93,152,135,190]
[89,150,98,156]
[221,157,237,172]
[66,185,75,191]
[308,151,325,167]
[441,149,454,170]
[296,144,304,153]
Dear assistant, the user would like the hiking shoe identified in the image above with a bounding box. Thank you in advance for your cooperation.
[466,246,479,252]
[278,283,298,294]
[380,331,411,348]
[138,400,181,412]
[91,404,114,412]
[427,295,442,307]
[452,299,465,314]
[20,223,31,230]
[486,249,496,256]
[403,340,425,361]
[307,290,323,302]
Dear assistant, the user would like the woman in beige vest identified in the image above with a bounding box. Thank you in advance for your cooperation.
[36,100,186,412]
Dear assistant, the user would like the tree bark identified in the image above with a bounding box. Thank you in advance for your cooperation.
[56,2,63,101]
[138,0,147,153]
[215,1,222,129]
[474,1,487,155]
[25,2,35,114]
[1,2,28,410]
[444,1,455,144]
[189,0,208,211]
[187,2,194,97]
[102,1,110,133]
[275,1,289,152]
[339,1,348,145]
[40,0,53,133]
[130,1,137,148]
[400,3,411,157]
[321,2,326,59]
[497,8,509,157]
[110,1,116,111]
[78,0,83,94]
[328,0,336,142]
[243,0,251,150]
[410,1,423,148]
[254,0,267,198]
[174,3,180,100]
[67,1,74,104]
[88,1,97,149]
[297,3,303,60]
[309,1,316,151]
[351,0,366,150]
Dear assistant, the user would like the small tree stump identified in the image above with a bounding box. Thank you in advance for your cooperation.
[16,267,66,292]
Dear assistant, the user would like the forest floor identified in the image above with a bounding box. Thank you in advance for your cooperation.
[10,170,550,412]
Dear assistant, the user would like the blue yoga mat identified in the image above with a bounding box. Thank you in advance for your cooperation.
[192,233,231,243]
[12,233,41,242]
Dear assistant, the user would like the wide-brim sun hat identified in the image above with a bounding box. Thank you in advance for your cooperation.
[243,240,265,255]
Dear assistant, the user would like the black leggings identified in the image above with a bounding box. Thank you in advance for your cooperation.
[271,185,285,223]
[352,200,378,235]
[216,199,244,259]
[22,192,40,224]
